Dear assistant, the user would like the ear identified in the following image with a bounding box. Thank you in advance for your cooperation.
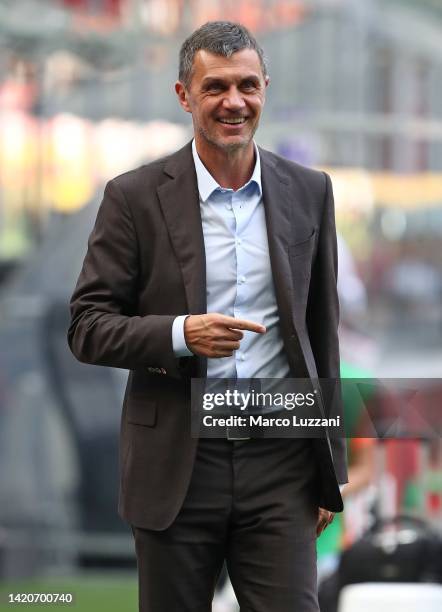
[175,81,192,114]
[261,75,270,106]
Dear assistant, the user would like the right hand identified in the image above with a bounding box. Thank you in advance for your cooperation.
[184,313,266,358]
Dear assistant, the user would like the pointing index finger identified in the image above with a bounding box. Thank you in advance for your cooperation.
[223,316,266,334]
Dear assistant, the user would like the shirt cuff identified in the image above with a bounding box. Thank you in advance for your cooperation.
[339,484,346,494]
[172,315,193,357]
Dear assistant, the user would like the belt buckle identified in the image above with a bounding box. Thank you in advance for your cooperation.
[226,426,250,441]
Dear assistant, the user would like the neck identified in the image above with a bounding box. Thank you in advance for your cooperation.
[194,137,255,191]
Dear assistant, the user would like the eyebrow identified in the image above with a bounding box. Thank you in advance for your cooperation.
[201,75,261,87]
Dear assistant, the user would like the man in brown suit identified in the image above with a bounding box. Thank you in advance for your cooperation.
[69,21,347,612]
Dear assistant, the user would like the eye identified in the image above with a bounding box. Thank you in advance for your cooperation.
[205,82,224,93]
[241,80,258,91]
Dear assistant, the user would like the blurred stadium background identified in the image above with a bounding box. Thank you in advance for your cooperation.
[0,1,441,611]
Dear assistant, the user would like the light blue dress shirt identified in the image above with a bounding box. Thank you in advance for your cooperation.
[172,140,291,380]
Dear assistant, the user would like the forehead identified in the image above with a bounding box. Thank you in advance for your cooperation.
[191,48,264,83]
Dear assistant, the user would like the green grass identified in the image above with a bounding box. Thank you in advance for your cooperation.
[0,574,138,611]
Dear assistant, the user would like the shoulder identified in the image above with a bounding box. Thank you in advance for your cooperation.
[258,146,328,198]
[108,141,193,195]
[259,147,326,182]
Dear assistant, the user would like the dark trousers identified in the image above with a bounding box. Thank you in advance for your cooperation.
[131,437,320,612]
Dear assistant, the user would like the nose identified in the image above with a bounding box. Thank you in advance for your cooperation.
[222,86,246,111]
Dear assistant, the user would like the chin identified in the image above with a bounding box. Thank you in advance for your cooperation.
[220,141,250,153]
[198,127,253,153]
[215,134,253,152]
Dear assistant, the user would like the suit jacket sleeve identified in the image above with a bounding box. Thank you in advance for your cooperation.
[307,172,348,484]
[68,179,185,379]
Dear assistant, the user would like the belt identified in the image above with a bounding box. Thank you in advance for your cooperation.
[226,426,251,441]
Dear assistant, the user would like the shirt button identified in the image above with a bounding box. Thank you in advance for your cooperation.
[236,238,242,246]
[225,203,233,211]
[239,275,246,284]
[240,353,246,361]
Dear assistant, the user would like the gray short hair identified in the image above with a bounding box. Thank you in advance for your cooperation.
[178,21,268,88]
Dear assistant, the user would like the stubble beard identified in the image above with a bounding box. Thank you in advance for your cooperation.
[196,121,257,155]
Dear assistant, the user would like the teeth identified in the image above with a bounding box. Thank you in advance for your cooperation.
[219,118,246,124]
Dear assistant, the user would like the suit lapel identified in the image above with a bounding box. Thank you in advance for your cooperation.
[260,148,293,324]
[157,143,207,316]
[259,148,306,374]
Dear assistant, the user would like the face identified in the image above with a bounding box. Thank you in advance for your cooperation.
[175,48,269,154]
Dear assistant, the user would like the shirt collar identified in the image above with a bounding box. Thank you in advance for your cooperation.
[191,139,262,203]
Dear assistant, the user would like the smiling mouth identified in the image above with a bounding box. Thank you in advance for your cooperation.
[217,117,247,125]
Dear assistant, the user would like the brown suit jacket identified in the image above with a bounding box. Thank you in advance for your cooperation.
[68,141,348,530]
